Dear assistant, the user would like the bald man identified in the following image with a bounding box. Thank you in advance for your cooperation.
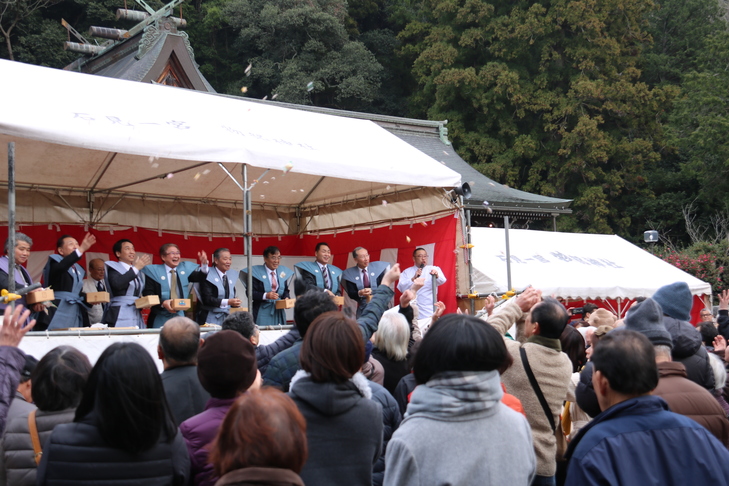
[158,317,210,425]
[82,258,107,325]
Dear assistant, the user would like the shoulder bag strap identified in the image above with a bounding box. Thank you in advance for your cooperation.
[27,410,43,465]
[520,347,556,432]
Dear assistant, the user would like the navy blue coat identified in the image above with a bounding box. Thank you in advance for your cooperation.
[565,395,729,486]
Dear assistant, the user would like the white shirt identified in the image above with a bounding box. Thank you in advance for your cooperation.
[214,266,231,307]
[397,265,446,319]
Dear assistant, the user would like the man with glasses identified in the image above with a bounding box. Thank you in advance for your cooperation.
[143,244,209,328]
[245,246,294,326]
[398,247,446,320]
[700,308,714,324]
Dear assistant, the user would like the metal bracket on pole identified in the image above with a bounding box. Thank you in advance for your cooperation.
[218,163,245,192]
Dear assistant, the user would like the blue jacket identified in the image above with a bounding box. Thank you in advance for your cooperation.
[565,395,729,486]
[263,284,394,392]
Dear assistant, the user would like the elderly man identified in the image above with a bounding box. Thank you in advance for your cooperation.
[484,288,573,485]
[197,248,241,325]
[0,234,45,316]
[244,246,293,327]
[158,317,210,425]
[294,242,342,297]
[565,330,729,485]
[41,233,97,330]
[143,244,208,328]
[82,258,106,325]
[397,248,446,320]
[342,247,390,318]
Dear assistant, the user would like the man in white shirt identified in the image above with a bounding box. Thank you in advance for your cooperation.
[397,247,446,320]
[82,258,107,325]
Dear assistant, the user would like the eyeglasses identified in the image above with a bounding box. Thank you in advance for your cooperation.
[267,255,282,260]
[165,252,181,256]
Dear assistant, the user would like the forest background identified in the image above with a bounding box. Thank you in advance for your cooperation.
[3,0,729,291]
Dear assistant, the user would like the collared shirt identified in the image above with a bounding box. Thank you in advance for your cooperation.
[397,265,447,319]
[265,265,278,298]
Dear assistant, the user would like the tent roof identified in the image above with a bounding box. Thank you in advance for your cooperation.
[0,60,460,211]
[242,99,572,215]
[470,227,711,299]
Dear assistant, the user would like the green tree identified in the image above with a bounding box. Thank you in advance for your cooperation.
[221,0,383,110]
[400,0,678,234]
[666,31,729,215]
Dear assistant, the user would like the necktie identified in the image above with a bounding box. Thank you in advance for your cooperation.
[169,269,178,301]
[362,268,370,288]
[322,266,330,290]
[96,280,105,292]
[271,271,278,292]
[223,274,230,299]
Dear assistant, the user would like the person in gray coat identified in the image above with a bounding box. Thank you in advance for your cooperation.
[384,314,536,486]
[288,312,383,486]
[1,346,91,486]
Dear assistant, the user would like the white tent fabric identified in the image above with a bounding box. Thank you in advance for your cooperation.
[0,60,461,234]
[471,228,711,299]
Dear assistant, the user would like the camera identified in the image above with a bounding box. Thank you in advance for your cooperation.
[570,307,584,316]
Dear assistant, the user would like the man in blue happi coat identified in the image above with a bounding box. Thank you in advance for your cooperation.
[143,243,209,328]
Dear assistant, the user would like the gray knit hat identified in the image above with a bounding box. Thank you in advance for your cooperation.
[624,298,673,349]
[652,282,693,322]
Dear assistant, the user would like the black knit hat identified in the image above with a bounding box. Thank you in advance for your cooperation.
[197,330,258,398]
[652,282,693,322]
[624,298,673,349]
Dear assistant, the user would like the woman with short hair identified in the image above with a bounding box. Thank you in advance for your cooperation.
[384,314,536,486]
[288,311,383,486]
[36,342,189,485]
[209,388,307,486]
[1,346,91,486]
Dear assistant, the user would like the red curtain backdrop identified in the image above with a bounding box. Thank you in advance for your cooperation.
[2,214,459,312]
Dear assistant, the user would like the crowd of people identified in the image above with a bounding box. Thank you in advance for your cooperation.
[2,232,729,484]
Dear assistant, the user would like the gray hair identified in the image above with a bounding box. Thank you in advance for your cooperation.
[373,312,410,361]
[654,345,673,361]
[4,232,32,254]
[352,246,366,259]
[709,353,727,391]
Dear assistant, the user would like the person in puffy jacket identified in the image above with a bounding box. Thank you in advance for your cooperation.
[36,342,189,486]
[652,282,715,390]
[1,346,91,486]
[288,311,383,486]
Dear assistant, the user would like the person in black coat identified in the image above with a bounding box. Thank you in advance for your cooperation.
[37,342,189,485]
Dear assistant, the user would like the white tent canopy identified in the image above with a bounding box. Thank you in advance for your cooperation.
[471,228,711,299]
[0,60,461,234]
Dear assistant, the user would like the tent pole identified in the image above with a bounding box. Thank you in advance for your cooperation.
[465,205,475,315]
[242,164,253,309]
[7,143,16,306]
[504,215,512,290]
